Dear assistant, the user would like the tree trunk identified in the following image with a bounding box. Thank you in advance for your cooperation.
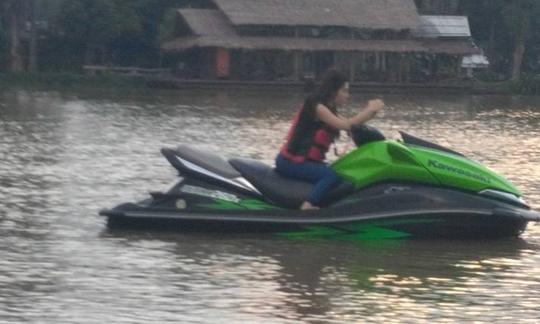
[487,9,496,58]
[510,8,530,81]
[511,38,525,81]
[8,6,23,72]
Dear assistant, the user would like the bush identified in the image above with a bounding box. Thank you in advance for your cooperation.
[474,70,507,82]
[512,74,540,95]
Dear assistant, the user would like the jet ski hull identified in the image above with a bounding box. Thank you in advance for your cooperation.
[100,183,534,239]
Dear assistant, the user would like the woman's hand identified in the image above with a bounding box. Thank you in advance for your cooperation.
[347,99,384,126]
[316,98,385,132]
[334,145,351,157]
[365,98,385,115]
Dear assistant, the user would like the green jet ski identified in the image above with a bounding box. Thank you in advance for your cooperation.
[100,126,540,239]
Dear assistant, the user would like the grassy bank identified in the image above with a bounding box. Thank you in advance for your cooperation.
[0,72,151,90]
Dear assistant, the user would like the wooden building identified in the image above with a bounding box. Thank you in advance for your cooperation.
[161,0,480,83]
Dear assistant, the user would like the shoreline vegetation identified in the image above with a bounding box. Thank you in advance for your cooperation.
[2,1,539,95]
[0,72,531,95]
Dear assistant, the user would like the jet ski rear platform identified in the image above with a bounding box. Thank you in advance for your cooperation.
[100,145,540,239]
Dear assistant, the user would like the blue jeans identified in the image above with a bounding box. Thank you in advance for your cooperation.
[275,153,341,206]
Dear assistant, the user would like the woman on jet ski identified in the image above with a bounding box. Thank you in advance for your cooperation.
[276,70,384,210]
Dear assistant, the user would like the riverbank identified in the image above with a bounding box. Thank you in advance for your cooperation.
[147,77,513,95]
[0,72,514,95]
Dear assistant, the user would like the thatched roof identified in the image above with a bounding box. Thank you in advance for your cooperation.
[164,9,480,55]
[212,0,421,30]
[178,9,236,37]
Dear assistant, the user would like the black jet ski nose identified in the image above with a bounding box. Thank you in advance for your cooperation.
[351,124,385,147]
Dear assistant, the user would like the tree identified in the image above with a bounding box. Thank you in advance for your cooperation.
[460,0,540,80]
[58,0,141,66]
[58,0,189,68]
[1,0,197,71]
[502,0,540,80]
[0,0,49,72]
[1,0,25,72]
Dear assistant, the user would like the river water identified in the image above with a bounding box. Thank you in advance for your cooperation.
[1,87,540,323]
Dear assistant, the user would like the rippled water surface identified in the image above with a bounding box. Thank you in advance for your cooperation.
[1,88,540,323]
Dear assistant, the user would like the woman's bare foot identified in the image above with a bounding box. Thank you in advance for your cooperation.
[300,201,320,210]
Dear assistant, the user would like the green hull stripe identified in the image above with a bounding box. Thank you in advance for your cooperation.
[197,198,282,211]
[279,225,411,241]
[279,218,444,240]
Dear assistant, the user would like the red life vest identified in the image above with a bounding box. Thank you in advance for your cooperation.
[280,104,339,163]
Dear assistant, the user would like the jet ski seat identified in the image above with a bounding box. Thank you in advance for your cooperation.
[229,158,354,209]
[162,145,353,208]
[162,145,241,179]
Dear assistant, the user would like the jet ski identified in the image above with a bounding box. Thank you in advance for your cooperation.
[100,126,540,239]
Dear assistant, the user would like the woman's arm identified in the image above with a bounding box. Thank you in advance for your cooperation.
[316,99,384,131]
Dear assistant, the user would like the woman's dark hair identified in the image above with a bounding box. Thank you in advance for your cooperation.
[303,70,348,118]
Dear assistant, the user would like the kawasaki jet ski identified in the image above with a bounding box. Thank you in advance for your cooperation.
[100,126,540,239]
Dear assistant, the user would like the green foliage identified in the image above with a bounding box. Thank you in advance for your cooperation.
[58,0,141,46]
[463,0,540,79]
[1,0,539,88]
[158,8,180,43]
[51,0,189,67]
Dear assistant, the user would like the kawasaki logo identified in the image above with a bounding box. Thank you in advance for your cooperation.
[428,160,491,184]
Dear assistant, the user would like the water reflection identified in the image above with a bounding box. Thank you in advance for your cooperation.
[92,231,540,322]
[1,88,540,322]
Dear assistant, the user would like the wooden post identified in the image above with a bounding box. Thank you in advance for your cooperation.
[395,54,400,83]
[361,52,366,70]
[349,52,356,82]
[293,27,301,80]
[216,48,230,79]
[348,30,355,81]
[456,55,461,78]
[434,55,439,82]
[405,54,411,83]
[293,51,301,80]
